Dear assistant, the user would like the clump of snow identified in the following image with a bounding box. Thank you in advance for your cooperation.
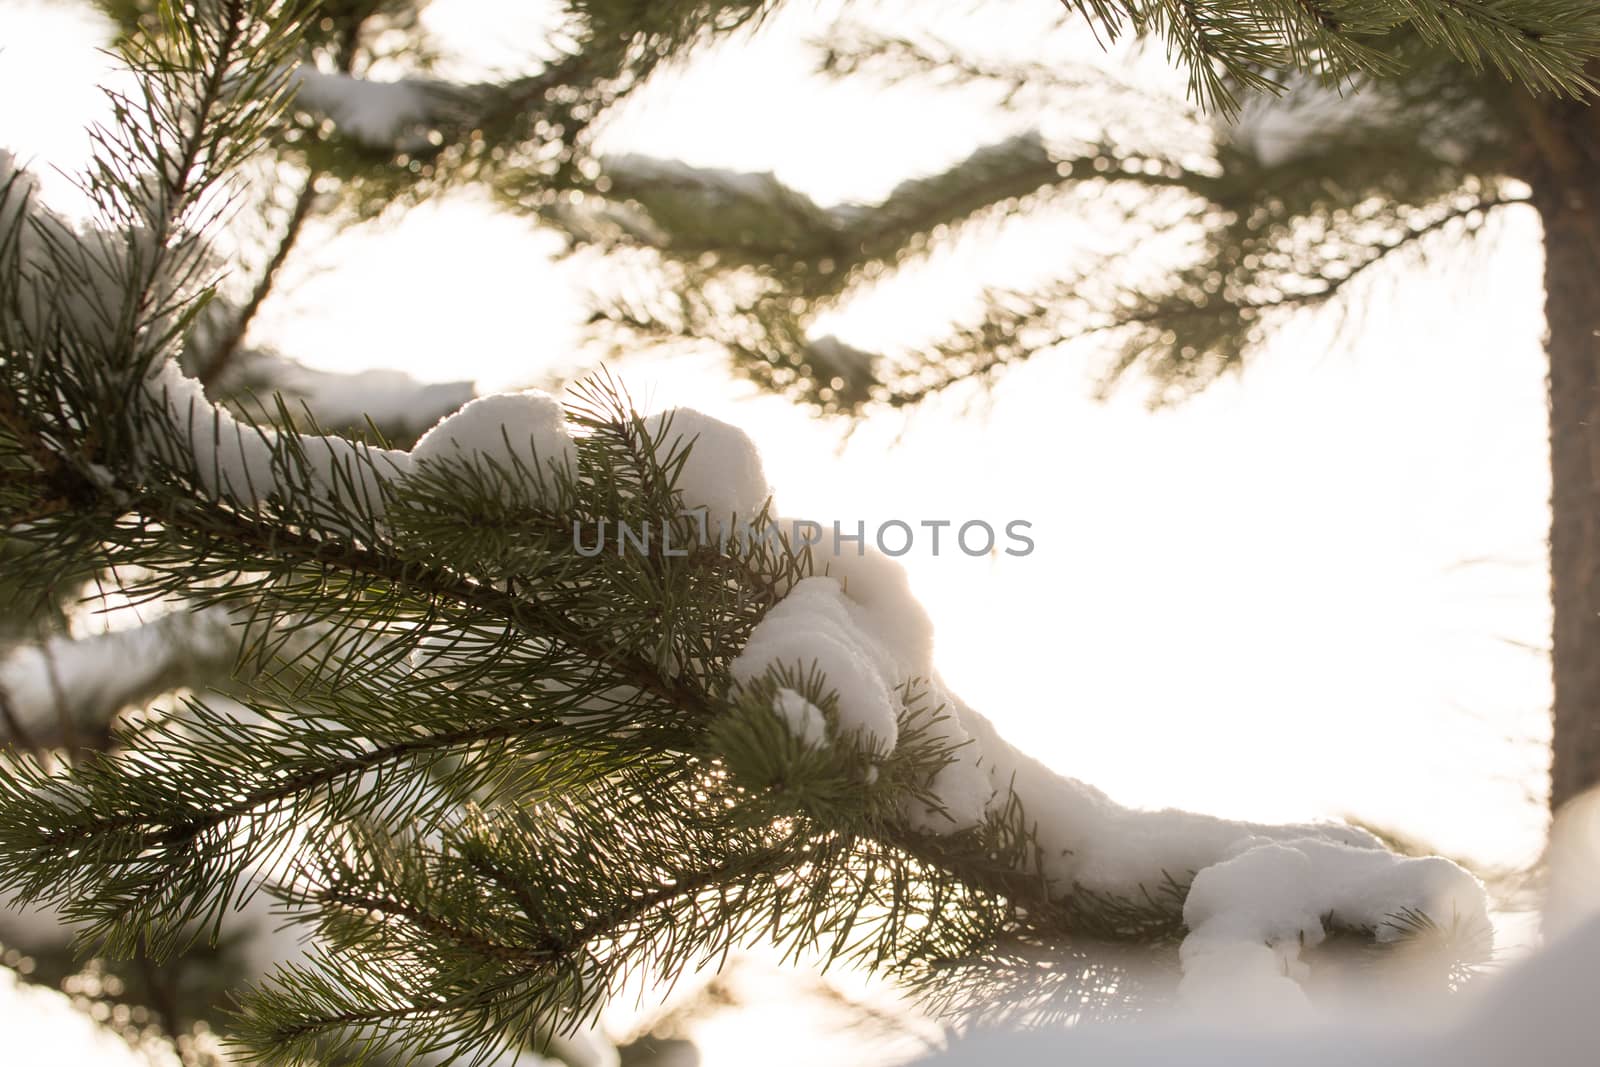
[1179,837,1484,1015]
[298,433,414,513]
[734,525,991,829]
[921,694,1480,1009]
[2,152,190,362]
[799,528,936,675]
[731,577,900,754]
[646,408,770,528]
[0,606,237,742]
[772,687,828,749]
[147,363,585,519]
[144,357,594,519]
[897,686,992,833]
[766,529,991,831]
[147,358,279,505]
[412,391,575,500]
[289,67,434,147]
[147,360,413,516]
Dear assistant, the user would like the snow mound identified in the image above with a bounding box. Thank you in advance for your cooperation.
[732,576,900,754]
[300,433,413,510]
[412,391,575,499]
[147,360,412,514]
[917,916,1600,1067]
[1543,787,1600,941]
[646,408,770,527]
[1180,837,1484,1015]
[147,358,279,506]
[738,529,992,829]
[799,528,936,675]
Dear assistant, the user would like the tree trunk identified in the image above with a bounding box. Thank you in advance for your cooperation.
[1525,94,1600,812]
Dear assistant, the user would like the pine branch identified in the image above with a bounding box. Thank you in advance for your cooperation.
[0,365,1102,963]
[198,7,374,386]
[0,353,1492,1057]
[194,168,316,387]
[542,133,1063,296]
[288,1,783,213]
[881,189,1522,409]
[1069,0,1600,113]
[0,5,1510,1061]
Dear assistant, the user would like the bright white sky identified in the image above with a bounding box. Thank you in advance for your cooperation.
[0,0,1557,1063]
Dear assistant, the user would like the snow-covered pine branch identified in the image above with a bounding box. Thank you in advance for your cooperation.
[536,135,1069,409]
[2,333,1493,1045]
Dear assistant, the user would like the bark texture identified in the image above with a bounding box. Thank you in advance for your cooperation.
[1525,91,1600,811]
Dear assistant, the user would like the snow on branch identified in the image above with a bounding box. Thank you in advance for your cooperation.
[0,608,237,748]
[2,346,1493,1046]
[114,355,1504,1008]
[702,438,1490,1010]
[548,133,1058,286]
[143,360,584,521]
[221,351,475,443]
[732,527,1488,1008]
